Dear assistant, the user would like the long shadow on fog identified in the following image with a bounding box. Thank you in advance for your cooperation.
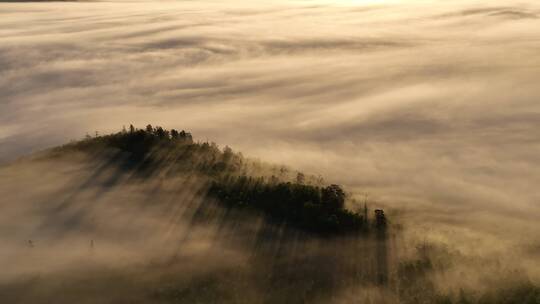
[0,142,393,304]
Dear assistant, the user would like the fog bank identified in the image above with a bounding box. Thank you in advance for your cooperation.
[1,0,540,293]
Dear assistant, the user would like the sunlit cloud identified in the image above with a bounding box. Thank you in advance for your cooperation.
[1,0,540,297]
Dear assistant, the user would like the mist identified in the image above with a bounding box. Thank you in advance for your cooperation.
[1,0,540,302]
[0,148,402,303]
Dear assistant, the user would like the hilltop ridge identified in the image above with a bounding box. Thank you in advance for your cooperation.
[50,124,385,235]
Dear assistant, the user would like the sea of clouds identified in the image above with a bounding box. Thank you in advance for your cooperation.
[1,0,540,283]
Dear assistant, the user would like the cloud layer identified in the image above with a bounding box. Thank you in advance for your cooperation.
[1,0,540,282]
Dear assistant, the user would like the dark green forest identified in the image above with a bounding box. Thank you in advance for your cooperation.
[55,125,384,236]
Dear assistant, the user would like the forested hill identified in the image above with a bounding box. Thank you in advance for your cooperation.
[49,125,386,236]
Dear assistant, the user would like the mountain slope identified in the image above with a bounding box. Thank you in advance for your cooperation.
[0,125,393,304]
